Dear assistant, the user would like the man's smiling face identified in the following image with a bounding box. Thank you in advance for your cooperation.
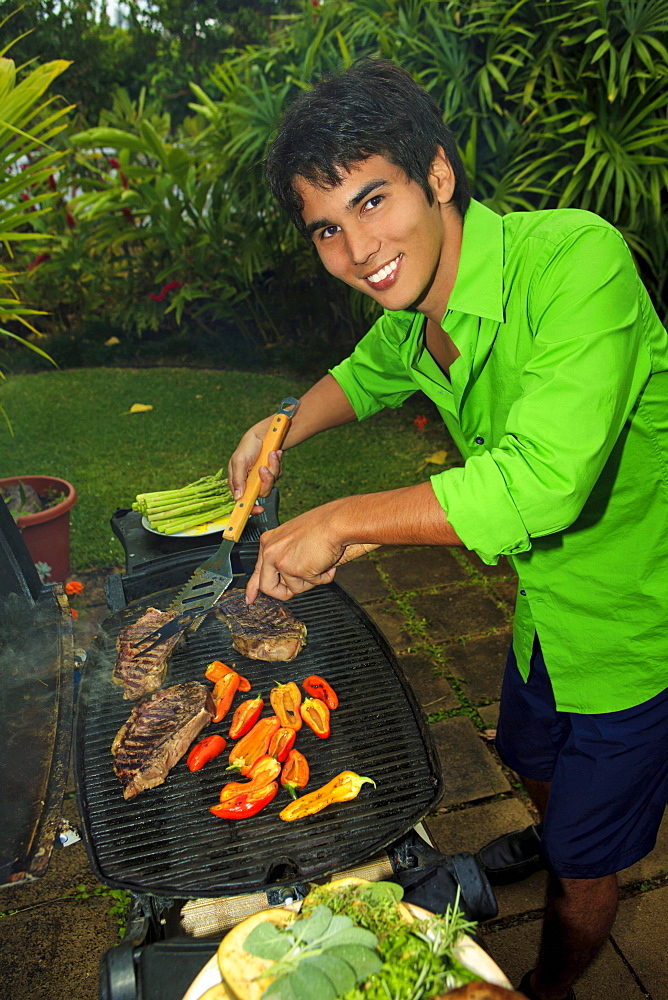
[295,151,461,322]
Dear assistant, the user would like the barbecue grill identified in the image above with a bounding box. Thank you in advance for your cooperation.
[0,491,497,1000]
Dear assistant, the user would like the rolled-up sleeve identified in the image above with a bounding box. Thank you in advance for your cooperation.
[431,224,652,564]
[329,313,418,419]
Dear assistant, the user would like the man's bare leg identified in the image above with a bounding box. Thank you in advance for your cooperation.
[519,776,619,1000]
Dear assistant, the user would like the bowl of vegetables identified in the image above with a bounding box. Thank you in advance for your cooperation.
[181,877,514,1000]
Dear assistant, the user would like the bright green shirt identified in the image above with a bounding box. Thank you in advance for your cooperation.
[330,199,668,713]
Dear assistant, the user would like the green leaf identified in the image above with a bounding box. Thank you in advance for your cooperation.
[299,955,357,995]
[261,976,299,1000]
[291,904,332,943]
[359,881,404,905]
[326,944,383,980]
[288,964,338,1000]
[244,921,293,961]
[327,914,354,935]
[322,927,378,950]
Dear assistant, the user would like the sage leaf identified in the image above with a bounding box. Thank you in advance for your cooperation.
[261,975,299,1000]
[244,921,293,961]
[322,926,378,950]
[359,881,404,904]
[288,964,338,1000]
[291,904,332,943]
[300,954,357,995]
[327,944,384,980]
[327,914,354,934]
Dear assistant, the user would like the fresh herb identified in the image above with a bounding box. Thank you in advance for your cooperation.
[132,468,235,534]
[243,903,383,1000]
[297,881,480,1000]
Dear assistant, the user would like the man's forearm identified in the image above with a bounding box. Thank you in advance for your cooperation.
[328,480,463,549]
[282,374,357,448]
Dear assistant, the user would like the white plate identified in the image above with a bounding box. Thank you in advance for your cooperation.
[181,901,511,1000]
[141,514,230,538]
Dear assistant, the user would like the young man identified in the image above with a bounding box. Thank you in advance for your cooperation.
[228,59,668,1000]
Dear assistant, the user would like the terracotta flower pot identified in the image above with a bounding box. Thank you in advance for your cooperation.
[0,476,78,584]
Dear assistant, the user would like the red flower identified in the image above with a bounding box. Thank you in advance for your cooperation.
[66,211,75,228]
[413,415,429,430]
[65,580,84,595]
[121,208,134,222]
[149,280,184,303]
[27,253,51,271]
[47,174,57,191]
[70,608,79,620]
[109,157,121,169]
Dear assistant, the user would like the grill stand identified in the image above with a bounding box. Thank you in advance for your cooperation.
[95,490,497,999]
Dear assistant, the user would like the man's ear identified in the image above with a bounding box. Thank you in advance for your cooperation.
[428,146,455,205]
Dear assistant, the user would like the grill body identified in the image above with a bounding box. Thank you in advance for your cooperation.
[75,578,443,897]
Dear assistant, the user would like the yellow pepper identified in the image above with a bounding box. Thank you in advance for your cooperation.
[279,771,375,822]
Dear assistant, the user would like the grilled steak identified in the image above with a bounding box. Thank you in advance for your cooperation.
[112,682,215,800]
[113,606,182,699]
[214,589,307,661]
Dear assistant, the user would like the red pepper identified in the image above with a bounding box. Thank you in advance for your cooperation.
[210,781,278,819]
[212,670,240,723]
[228,694,264,740]
[300,697,331,738]
[280,749,310,799]
[205,660,251,692]
[302,674,338,710]
[227,716,281,775]
[270,681,302,730]
[187,734,227,772]
[267,726,297,763]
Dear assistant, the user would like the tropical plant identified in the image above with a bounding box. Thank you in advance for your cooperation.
[0,13,73,428]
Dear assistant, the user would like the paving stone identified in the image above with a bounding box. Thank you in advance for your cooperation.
[425,797,534,856]
[0,895,118,1000]
[487,578,518,616]
[381,546,467,591]
[334,559,389,603]
[479,920,646,1000]
[361,601,416,650]
[490,870,550,920]
[477,702,500,729]
[412,586,508,643]
[443,632,512,705]
[613,887,668,998]
[460,551,515,579]
[618,811,668,886]
[396,650,460,713]
[428,716,510,806]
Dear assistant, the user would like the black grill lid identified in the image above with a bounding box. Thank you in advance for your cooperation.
[74,579,443,898]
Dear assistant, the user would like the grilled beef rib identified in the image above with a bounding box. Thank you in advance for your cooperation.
[111,682,215,800]
[112,606,183,699]
[214,589,307,661]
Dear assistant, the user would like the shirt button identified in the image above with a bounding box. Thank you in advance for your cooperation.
[519,590,526,596]
[474,436,485,445]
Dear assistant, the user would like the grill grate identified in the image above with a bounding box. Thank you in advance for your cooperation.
[75,581,442,898]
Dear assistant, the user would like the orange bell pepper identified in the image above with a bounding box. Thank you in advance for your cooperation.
[227,716,281,775]
[280,749,309,799]
[279,771,375,822]
[205,660,251,692]
[269,681,302,730]
[267,726,297,763]
[228,694,264,740]
[302,675,339,710]
[300,697,330,738]
[212,670,240,723]
[218,755,280,804]
[210,781,278,820]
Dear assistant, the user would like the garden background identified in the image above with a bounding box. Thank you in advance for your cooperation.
[1,0,667,571]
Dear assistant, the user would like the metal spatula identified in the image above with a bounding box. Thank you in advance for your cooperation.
[134,396,299,652]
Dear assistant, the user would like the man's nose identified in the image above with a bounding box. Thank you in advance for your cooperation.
[347,230,380,267]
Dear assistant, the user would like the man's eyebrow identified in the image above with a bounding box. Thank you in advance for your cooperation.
[304,178,389,240]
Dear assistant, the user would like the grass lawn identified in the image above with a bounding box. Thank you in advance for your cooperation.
[0,367,458,571]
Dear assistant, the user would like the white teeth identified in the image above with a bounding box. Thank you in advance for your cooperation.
[367,255,400,284]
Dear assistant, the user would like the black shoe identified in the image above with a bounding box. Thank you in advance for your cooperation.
[518,969,576,1000]
[475,823,545,886]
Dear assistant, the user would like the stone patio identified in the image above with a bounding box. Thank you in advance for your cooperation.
[1,549,665,999]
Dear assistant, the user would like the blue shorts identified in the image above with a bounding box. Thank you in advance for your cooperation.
[495,638,668,879]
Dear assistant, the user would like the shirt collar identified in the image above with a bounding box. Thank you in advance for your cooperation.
[445,199,504,324]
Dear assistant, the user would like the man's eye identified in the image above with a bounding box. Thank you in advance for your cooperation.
[318,225,340,240]
[364,195,383,211]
